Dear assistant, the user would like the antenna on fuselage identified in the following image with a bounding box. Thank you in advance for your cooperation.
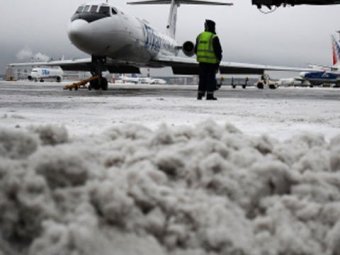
[127,0,232,39]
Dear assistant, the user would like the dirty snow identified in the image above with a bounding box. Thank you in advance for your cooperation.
[1,82,340,255]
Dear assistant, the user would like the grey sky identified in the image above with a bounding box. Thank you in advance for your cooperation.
[1,0,340,74]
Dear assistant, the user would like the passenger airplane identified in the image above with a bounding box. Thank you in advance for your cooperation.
[297,35,340,87]
[28,67,64,82]
[9,0,315,90]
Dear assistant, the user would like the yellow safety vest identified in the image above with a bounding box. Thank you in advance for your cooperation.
[196,32,219,64]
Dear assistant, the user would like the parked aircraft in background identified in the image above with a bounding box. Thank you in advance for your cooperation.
[252,0,340,9]
[296,35,340,87]
[139,77,167,84]
[119,75,167,84]
[276,78,302,87]
[119,75,140,84]
[151,78,167,84]
[9,0,315,91]
[28,67,64,82]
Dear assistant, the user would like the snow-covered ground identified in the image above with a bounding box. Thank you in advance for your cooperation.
[1,81,340,255]
[1,81,340,141]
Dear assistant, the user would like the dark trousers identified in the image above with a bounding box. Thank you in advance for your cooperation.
[198,63,217,94]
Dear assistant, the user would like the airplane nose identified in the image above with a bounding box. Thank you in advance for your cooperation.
[67,20,94,51]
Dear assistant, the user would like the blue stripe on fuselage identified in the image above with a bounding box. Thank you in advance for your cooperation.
[143,24,161,54]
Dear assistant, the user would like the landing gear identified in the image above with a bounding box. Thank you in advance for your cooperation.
[88,56,108,91]
[88,77,108,90]
[63,56,110,91]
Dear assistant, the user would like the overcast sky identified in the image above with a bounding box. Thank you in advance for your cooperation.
[1,0,340,74]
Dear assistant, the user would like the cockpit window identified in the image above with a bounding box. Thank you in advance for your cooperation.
[83,5,90,12]
[99,6,110,15]
[76,6,84,13]
[90,5,98,13]
[72,4,113,23]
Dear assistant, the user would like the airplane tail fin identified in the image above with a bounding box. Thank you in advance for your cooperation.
[331,35,340,67]
[128,0,232,39]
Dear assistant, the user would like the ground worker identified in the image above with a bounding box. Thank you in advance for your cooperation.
[194,19,222,100]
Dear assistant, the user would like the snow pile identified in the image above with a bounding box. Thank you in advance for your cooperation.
[1,121,340,255]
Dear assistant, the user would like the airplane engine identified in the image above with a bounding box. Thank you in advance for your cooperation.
[182,41,195,57]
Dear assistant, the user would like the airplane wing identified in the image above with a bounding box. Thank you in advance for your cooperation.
[153,55,316,75]
[128,0,233,6]
[9,55,316,76]
[8,58,141,74]
[9,58,91,70]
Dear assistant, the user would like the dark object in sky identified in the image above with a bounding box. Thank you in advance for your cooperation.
[252,0,340,8]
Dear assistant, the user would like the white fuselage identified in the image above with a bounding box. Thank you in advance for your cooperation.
[67,3,179,66]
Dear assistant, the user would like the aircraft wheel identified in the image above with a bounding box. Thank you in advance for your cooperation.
[88,82,93,90]
[232,85,236,89]
[269,84,277,89]
[40,79,44,82]
[95,80,101,90]
[56,77,61,82]
[242,85,246,89]
[257,82,264,89]
[101,78,108,90]
[90,79,100,90]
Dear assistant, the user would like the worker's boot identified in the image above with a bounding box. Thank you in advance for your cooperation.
[197,91,205,100]
[206,92,217,100]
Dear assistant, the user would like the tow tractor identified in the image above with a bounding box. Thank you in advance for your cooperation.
[63,76,100,91]
[255,74,278,89]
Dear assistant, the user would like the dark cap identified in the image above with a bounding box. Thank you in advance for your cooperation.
[205,19,216,27]
[205,19,216,32]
